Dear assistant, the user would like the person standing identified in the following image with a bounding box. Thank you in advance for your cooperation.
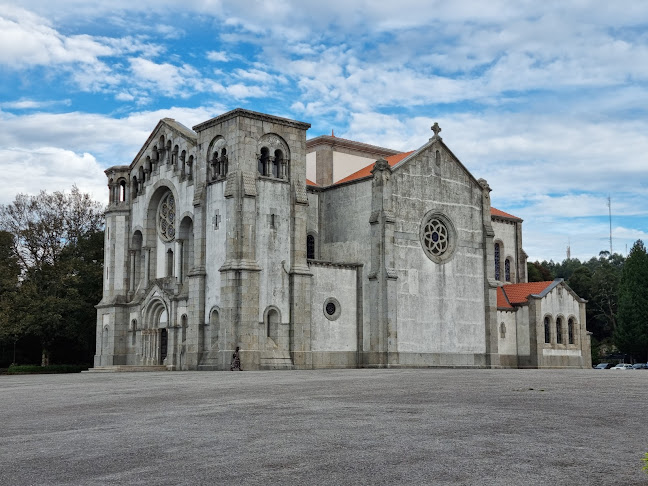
[230,347,242,371]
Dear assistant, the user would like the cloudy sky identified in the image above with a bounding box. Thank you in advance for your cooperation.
[1,1,646,262]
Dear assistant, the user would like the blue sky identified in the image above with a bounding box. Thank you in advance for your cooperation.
[0,1,646,262]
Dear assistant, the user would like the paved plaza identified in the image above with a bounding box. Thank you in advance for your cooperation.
[1,369,647,485]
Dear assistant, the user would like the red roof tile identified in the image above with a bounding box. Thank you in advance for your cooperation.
[335,151,414,184]
[497,287,513,308]
[306,178,317,186]
[491,207,522,221]
[501,281,554,305]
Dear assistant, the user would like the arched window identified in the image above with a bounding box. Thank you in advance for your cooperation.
[544,316,551,344]
[500,322,506,339]
[180,150,186,177]
[258,147,269,176]
[119,180,127,202]
[187,155,194,180]
[307,234,315,259]
[172,145,179,168]
[209,309,219,350]
[568,318,575,344]
[505,258,511,282]
[221,148,228,176]
[166,249,174,277]
[131,319,137,345]
[211,152,219,181]
[267,308,279,340]
[273,149,283,178]
[132,176,138,200]
[556,317,563,344]
[494,243,501,280]
[181,314,187,343]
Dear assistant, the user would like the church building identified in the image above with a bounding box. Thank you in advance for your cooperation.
[94,108,591,370]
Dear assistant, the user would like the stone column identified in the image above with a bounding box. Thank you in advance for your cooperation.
[478,178,500,368]
[367,159,398,367]
[187,184,207,369]
[290,179,313,368]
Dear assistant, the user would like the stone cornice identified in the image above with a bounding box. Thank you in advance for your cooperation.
[193,108,311,132]
[306,135,400,157]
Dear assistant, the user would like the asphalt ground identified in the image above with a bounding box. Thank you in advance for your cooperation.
[1,368,647,486]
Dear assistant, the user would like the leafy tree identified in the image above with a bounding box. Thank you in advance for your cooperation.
[615,240,648,361]
[527,261,554,282]
[0,231,22,364]
[0,187,104,365]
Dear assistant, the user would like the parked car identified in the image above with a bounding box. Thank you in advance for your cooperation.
[631,363,648,369]
[611,363,633,370]
[594,363,613,369]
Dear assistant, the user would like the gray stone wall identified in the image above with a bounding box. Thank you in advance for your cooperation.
[390,143,487,364]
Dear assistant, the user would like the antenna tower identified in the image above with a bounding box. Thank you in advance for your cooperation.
[607,196,613,254]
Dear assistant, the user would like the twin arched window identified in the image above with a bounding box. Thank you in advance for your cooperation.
[211,148,228,180]
[258,148,287,179]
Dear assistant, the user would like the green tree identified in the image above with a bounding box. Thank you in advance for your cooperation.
[0,187,104,365]
[527,261,554,282]
[615,240,648,361]
[0,231,22,364]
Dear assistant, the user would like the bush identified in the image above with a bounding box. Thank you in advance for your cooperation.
[7,364,89,374]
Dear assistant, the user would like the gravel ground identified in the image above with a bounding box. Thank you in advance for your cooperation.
[1,368,647,485]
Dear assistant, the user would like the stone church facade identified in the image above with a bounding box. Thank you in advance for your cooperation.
[94,108,591,370]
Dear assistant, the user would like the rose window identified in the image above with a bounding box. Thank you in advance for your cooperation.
[158,192,176,241]
[423,218,448,256]
[419,211,456,264]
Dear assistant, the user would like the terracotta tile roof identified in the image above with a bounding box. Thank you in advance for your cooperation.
[497,287,513,308]
[500,281,554,305]
[306,178,318,186]
[335,151,414,184]
[491,207,522,221]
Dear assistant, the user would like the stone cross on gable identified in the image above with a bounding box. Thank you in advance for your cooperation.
[212,211,221,230]
[431,122,442,138]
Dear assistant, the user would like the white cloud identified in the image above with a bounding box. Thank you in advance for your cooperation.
[0,147,107,205]
[206,50,228,62]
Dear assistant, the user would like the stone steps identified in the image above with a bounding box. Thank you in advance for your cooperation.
[84,365,169,373]
[260,357,294,370]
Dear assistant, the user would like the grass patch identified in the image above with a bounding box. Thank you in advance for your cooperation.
[7,364,90,374]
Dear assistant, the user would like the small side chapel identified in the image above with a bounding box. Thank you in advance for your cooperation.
[94,108,591,371]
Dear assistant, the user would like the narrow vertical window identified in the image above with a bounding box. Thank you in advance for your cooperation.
[568,318,575,344]
[494,243,501,280]
[505,258,511,282]
[166,249,174,277]
[544,316,551,344]
[307,234,315,259]
[556,317,563,344]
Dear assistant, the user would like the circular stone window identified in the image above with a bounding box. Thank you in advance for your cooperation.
[323,297,341,321]
[158,191,176,242]
[419,211,457,264]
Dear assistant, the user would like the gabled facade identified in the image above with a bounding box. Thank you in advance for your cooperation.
[94,109,591,370]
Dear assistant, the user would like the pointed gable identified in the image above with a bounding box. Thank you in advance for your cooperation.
[131,118,197,168]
